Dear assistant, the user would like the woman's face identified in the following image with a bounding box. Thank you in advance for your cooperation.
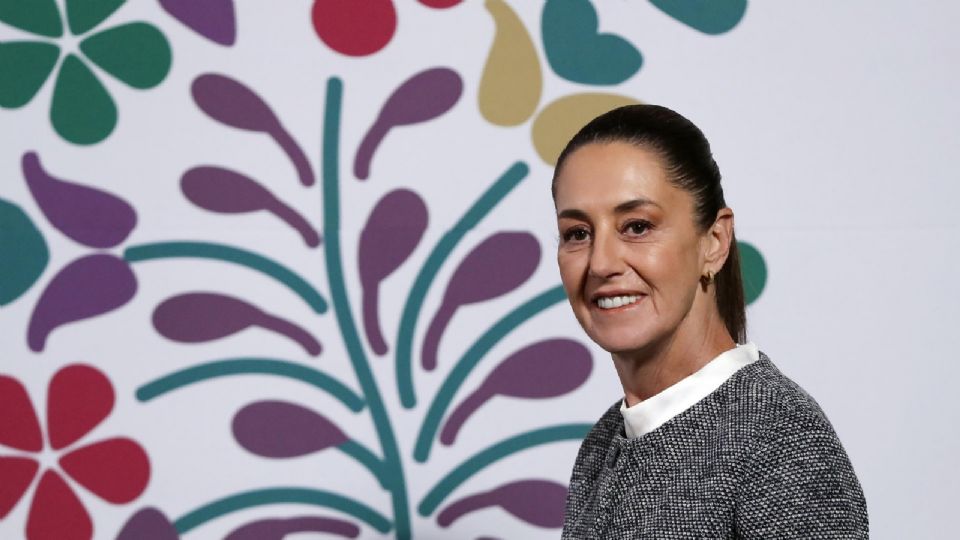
[554,142,712,356]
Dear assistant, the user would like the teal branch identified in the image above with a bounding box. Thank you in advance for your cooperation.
[124,241,328,313]
[173,487,392,534]
[323,78,412,539]
[413,285,567,462]
[339,439,388,489]
[417,424,591,516]
[394,161,529,408]
[134,358,364,412]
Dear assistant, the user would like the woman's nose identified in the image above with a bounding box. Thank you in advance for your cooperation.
[588,230,624,278]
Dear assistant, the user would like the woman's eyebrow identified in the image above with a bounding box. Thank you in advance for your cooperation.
[557,198,661,220]
[556,208,589,221]
[614,197,661,213]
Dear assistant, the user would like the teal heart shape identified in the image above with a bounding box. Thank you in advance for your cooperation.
[542,0,642,85]
[649,0,747,35]
[0,197,49,306]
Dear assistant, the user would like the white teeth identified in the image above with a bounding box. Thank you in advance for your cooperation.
[596,295,639,309]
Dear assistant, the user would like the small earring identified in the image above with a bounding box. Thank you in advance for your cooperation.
[701,270,713,287]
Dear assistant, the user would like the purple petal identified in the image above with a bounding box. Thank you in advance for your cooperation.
[22,152,137,249]
[446,232,540,305]
[226,516,360,540]
[115,507,179,540]
[232,400,348,458]
[438,480,566,528]
[28,254,137,352]
[152,292,258,343]
[159,0,236,46]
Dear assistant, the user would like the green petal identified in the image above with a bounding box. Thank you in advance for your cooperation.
[0,41,59,108]
[0,197,49,306]
[80,22,171,89]
[50,54,117,145]
[66,0,125,35]
[738,241,767,305]
[0,0,62,37]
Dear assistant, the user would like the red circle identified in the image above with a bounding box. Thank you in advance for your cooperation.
[419,0,463,8]
[312,0,397,57]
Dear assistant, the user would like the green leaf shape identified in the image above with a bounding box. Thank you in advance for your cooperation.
[66,0,125,35]
[649,0,747,35]
[80,22,171,89]
[173,487,392,534]
[541,0,643,85]
[0,41,60,108]
[50,54,117,145]
[738,240,767,305]
[0,0,63,38]
[0,198,49,306]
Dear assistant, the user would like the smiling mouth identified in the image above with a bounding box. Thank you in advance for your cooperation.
[594,295,642,310]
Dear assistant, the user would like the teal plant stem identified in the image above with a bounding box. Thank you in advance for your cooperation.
[135,358,364,412]
[394,161,529,409]
[339,439,388,489]
[124,241,328,313]
[417,424,592,516]
[413,285,567,462]
[323,78,412,539]
[173,487,392,534]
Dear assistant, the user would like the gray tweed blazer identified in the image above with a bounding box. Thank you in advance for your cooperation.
[562,353,868,539]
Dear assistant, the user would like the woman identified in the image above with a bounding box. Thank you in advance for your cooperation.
[554,105,868,538]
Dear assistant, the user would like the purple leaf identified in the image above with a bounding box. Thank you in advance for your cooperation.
[354,67,463,180]
[181,166,320,247]
[358,189,427,355]
[192,74,313,186]
[441,339,591,445]
[115,507,179,540]
[232,400,348,458]
[225,516,360,539]
[159,0,237,45]
[422,232,540,370]
[152,292,321,355]
[28,254,137,352]
[438,480,566,528]
[22,152,136,249]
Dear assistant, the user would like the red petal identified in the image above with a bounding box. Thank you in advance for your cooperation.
[47,365,114,450]
[0,375,43,451]
[0,456,39,518]
[26,470,92,540]
[59,438,149,504]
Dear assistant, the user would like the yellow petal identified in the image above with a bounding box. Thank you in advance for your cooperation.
[531,93,639,166]
[478,0,541,126]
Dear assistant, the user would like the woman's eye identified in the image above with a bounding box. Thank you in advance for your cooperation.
[624,220,652,236]
[562,228,590,243]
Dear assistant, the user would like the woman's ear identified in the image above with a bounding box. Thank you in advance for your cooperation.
[703,208,734,274]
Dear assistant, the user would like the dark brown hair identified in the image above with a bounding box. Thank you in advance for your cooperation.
[552,104,746,343]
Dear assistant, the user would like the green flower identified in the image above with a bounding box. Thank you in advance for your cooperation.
[0,0,172,145]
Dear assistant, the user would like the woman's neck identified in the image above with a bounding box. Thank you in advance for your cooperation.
[614,311,735,407]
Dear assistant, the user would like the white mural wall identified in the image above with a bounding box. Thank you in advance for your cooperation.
[1,1,958,538]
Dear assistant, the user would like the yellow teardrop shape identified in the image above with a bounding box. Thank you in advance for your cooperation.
[478,0,542,126]
[532,93,640,166]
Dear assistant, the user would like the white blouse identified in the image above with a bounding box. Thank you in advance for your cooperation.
[620,342,760,439]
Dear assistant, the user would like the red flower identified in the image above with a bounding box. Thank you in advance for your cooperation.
[0,365,150,540]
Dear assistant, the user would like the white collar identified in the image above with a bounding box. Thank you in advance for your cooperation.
[620,342,760,439]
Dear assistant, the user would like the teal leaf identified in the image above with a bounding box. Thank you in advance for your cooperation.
[0,41,60,108]
[66,0,125,35]
[541,0,642,85]
[50,54,117,145]
[649,0,747,35]
[0,0,63,38]
[80,22,171,89]
[0,198,49,306]
[738,240,767,305]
